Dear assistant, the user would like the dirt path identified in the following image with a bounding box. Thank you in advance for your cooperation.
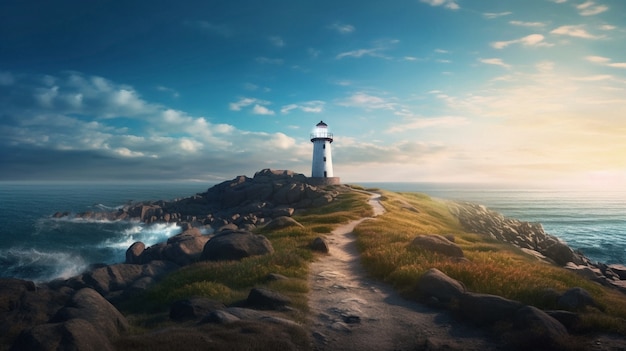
[308,192,502,351]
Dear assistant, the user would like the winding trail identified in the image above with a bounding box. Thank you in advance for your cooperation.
[308,192,501,351]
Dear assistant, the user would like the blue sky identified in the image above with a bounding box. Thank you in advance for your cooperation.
[1,0,625,187]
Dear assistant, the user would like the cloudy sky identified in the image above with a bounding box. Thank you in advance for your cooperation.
[1,0,625,187]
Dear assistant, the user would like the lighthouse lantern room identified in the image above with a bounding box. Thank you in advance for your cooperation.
[310,121,334,178]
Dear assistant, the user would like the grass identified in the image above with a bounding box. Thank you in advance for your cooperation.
[120,187,371,327]
[353,190,626,336]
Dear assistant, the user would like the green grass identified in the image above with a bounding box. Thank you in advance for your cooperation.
[121,187,371,324]
[353,190,626,336]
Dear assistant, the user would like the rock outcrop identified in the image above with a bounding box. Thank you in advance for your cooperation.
[54,169,339,233]
[448,201,626,293]
[201,230,274,261]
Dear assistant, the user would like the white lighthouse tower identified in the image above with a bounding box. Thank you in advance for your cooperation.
[309,121,340,185]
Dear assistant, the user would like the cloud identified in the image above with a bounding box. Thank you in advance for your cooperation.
[479,58,511,69]
[183,20,231,37]
[336,92,397,110]
[551,25,602,39]
[550,0,567,3]
[509,20,546,27]
[420,0,460,10]
[434,49,449,54]
[256,57,284,65]
[586,55,626,69]
[386,116,468,133]
[599,24,616,31]
[0,71,317,181]
[329,23,355,34]
[252,104,275,115]
[269,36,285,47]
[484,12,512,19]
[491,34,552,49]
[280,101,325,114]
[156,85,180,98]
[336,48,385,60]
[576,1,608,16]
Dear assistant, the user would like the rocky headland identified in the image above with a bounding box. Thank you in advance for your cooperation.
[2,169,626,350]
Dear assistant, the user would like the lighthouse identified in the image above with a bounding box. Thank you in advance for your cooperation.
[309,121,340,185]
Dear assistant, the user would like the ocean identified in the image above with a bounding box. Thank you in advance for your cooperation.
[1,181,624,283]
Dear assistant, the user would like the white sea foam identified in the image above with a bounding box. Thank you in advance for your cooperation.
[101,222,182,249]
[0,248,88,282]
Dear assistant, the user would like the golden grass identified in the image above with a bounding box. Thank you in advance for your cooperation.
[353,190,626,335]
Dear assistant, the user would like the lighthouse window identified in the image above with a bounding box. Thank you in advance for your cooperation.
[323,157,326,162]
[323,144,325,149]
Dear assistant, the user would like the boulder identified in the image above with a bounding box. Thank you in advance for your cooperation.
[162,234,210,266]
[169,297,225,321]
[508,306,569,350]
[608,264,626,280]
[200,310,241,324]
[80,263,144,296]
[50,288,129,339]
[414,268,466,304]
[11,318,114,351]
[310,237,330,253]
[264,216,303,230]
[410,235,464,258]
[125,242,145,264]
[459,292,524,325]
[201,230,274,261]
[557,287,598,311]
[246,288,291,310]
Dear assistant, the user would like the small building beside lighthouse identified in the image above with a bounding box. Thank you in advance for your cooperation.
[308,121,340,186]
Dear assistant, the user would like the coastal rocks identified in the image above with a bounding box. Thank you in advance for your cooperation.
[410,234,464,258]
[125,228,209,266]
[414,269,572,349]
[415,268,466,304]
[263,216,304,230]
[54,169,339,234]
[62,260,179,301]
[13,288,128,351]
[201,230,274,261]
[246,288,292,310]
[557,287,599,311]
[448,201,626,292]
[169,297,225,321]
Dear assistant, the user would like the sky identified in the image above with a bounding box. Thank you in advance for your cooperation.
[1,0,625,187]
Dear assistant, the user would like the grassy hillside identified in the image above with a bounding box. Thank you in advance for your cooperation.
[353,189,626,335]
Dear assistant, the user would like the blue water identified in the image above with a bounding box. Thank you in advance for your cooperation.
[0,181,208,282]
[1,181,625,282]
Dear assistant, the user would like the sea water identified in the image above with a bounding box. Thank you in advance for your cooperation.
[1,181,625,282]
[0,181,207,282]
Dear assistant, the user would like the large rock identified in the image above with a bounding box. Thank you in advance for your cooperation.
[51,288,129,339]
[414,268,466,304]
[125,242,145,264]
[508,306,569,350]
[557,287,598,311]
[264,216,303,230]
[410,235,464,258]
[169,297,225,321]
[246,288,291,310]
[201,230,274,261]
[459,292,524,325]
[310,237,330,253]
[11,318,114,351]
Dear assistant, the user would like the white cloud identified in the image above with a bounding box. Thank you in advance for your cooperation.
[252,104,275,115]
[434,49,449,54]
[329,23,355,34]
[479,58,511,69]
[229,97,258,111]
[387,116,468,133]
[337,92,397,110]
[420,0,460,10]
[484,12,512,19]
[576,1,608,16]
[587,56,626,69]
[156,85,180,98]
[510,20,546,27]
[269,36,285,47]
[551,25,602,39]
[491,34,551,49]
[281,100,325,114]
[336,48,385,60]
[550,0,567,3]
[599,24,616,31]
